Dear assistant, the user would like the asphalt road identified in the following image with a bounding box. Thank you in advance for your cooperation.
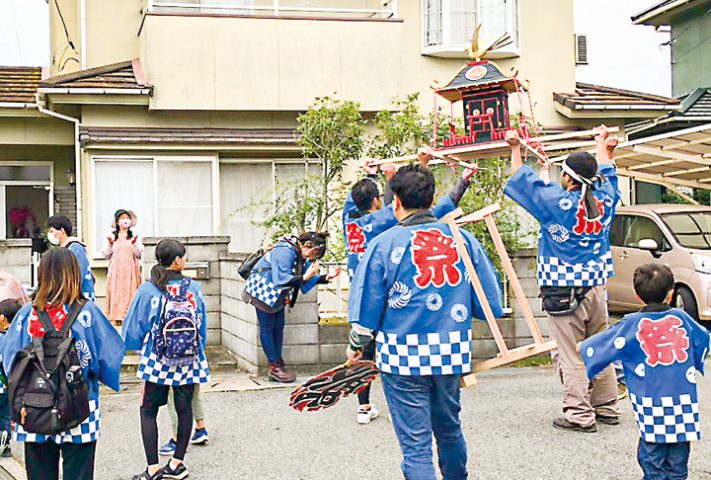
[18,366,711,480]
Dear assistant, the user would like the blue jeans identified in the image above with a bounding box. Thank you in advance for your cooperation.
[638,439,690,480]
[256,308,285,364]
[381,373,467,480]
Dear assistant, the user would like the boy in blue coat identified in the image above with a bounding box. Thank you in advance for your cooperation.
[47,216,96,301]
[581,263,710,479]
[343,154,477,424]
[346,164,503,480]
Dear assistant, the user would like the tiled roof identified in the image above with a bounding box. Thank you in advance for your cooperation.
[554,83,680,110]
[40,59,151,92]
[0,67,42,103]
[435,60,516,102]
[627,88,711,139]
[678,88,711,117]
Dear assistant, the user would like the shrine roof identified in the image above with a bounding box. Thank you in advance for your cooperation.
[434,61,517,102]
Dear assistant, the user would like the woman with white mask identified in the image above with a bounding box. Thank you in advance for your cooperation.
[102,209,143,325]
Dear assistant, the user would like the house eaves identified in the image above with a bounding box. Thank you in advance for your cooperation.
[554,82,680,119]
[631,0,704,26]
[39,59,153,101]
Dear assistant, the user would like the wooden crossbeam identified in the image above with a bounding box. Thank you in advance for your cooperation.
[443,205,557,388]
[633,145,711,166]
[617,167,711,190]
[627,159,679,171]
[664,166,711,178]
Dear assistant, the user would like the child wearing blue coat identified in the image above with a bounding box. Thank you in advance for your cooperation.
[47,215,96,301]
[581,264,710,480]
[243,232,339,382]
[123,239,210,480]
[0,299,23,458]
[0,248,124,480]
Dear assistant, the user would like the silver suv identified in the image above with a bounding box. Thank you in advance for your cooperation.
[607,204,711,328]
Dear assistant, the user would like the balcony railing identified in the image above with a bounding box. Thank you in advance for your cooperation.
[147,1,399,19]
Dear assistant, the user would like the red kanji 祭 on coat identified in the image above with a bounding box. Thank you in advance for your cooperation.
[636,316,690,367]
[346,223,367,254]
[411,229,462,289]
[572,198,605,236]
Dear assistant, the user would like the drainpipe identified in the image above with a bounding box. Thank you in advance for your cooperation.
[80,0,87,69]
[36,96,83,239]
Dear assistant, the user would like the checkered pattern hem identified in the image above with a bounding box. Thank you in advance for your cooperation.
[136,347,211,386]
[13,399,100,444]
[375,329,473,376]
[630,393,701,444]
[537,252,613,287]
[244,272,281,308]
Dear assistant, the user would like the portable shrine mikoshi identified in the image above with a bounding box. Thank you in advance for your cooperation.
[442,206,557,388]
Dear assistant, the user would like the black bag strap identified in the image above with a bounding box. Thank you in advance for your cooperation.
[61,299,87,337]
[37,309,58,336]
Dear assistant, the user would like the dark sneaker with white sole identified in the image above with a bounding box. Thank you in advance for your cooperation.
[553,417,597,433]
[596,415,621,425]
[132,469,164,480]
[163,461,189,480]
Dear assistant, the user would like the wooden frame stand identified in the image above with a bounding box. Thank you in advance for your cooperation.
[442,205,557,388]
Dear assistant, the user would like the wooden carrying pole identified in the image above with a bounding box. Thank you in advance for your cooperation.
[372,126,620,167]
[443,205,557,388]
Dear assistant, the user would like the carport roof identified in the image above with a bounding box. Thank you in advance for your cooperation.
[552,123,711,190]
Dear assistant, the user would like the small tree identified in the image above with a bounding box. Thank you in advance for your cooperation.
[252,96,365,261]
[367,93,428,158]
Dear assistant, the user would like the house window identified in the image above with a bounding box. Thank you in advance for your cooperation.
[422,0,519,58]
[92,156,217,257]
[219,160,320,253]
[0,163,53,240]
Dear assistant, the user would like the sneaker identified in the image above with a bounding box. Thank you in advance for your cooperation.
[190,428,209,445]
[163,461,189,480]
[596,414,621,426]
[132,469,164,480]
[1,444,11,458]
[159,439,177,457]
[552,417,597,433]
[357,406,380,425]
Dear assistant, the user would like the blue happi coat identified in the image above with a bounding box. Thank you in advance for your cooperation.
[0,332,6,395]
[504,164,620,287]
[348,214,504,376]
[122,278,210,386]
[243,239,321,310]
[343,192,457,280]
[582,306,710,444]
[0,301,124,444]
[66,239,96,301]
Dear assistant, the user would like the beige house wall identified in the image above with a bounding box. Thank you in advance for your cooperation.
[49,0,142,76]
[135,0,576,128]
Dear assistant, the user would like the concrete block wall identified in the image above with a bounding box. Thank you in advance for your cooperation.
[219,252,325,374]
[0,240,32,286]
[55,186,77,228]
[142,236,230,347]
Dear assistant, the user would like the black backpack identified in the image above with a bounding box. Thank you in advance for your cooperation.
[8,300,90,435]
[238,248,268,280]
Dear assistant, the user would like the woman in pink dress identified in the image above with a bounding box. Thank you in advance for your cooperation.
[103,209,143,325]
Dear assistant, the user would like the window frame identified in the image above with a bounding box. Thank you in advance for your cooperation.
[615,213,672,252]
[0,161,54,240]
[90,154,219,259]
[218,158,320,252]
[421,0,520,59]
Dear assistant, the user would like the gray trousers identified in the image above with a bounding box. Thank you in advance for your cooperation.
[547,286,621,427]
